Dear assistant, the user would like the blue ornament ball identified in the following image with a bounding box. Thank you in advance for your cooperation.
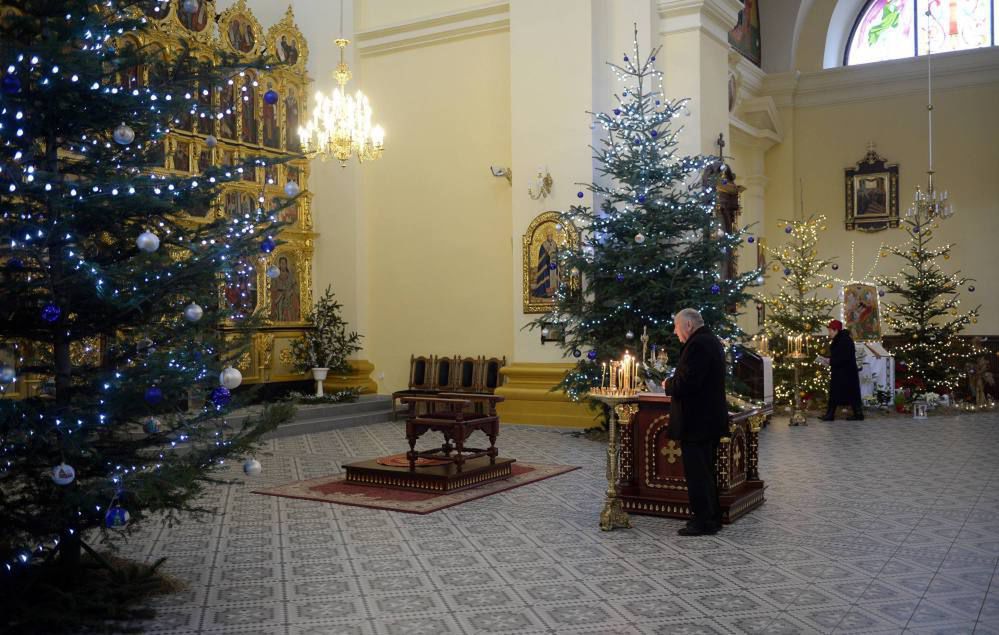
[104,506,130,528]
[650,130,658,137]
[587,350,598,361]
[654,100,660,105]
[622,90,628,96]
[710,284,721,294]
[572,349,582,358]
[549,262,557,270]
[576,191,584,199]
[615,273,625,282]
[260,237,276,253]
[613,108,621,116]
[210,386,232,407]
[144,386,163,405]
[7,257,23,270]
[651,56,656,62]
[263,89,279,105]
[747,236,755,244]
[913,225,920,234]
[783,268,791,276]
[638,195,646,203]
[784,225,793,234]
[623,55,629,62]
[2,74,21,94]
[41,303,61,323]
[878,290,885,297]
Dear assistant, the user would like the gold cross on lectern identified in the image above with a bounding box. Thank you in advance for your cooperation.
[661,440,682,464]
[733,443,743,469]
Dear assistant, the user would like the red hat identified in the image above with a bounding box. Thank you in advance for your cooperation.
[828,319,843,331]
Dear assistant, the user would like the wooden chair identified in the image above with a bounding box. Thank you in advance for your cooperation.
[480,356,506,392]
[454,356,480,393]
[401,393,505,472]
[391,355,438,420]
[432,355,460,392]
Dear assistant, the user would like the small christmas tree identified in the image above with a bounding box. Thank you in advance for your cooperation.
[876,200,979,396]
[534,30,759,400]
[0,0,294,625]
[756,215,837,404]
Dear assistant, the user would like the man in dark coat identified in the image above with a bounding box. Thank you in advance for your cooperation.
[820,319,864,421]
[664,308,729,536]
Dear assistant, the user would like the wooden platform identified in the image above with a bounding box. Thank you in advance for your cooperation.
[343,456,516,493]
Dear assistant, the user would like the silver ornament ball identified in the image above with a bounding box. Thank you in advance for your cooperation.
[184,302,204,322]
[634,233,646,244]
[0,365,16,383]
[205,135,218,148]
[113,123,135,145]
[243,458,262,476]
[284,180,301,197]
[136,231,160,253]
[626,330,634,339]
[266,265,280,279]
[219,366,243,390]
[182,0,199,14]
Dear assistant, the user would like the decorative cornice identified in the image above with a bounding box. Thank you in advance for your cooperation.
[657,0,741,48]
[356,1,509,57]
[764,47,999,109]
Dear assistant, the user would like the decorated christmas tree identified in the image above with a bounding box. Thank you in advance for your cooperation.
[876,199,979,396]
[535,31,759,400]
[0,0,293,625]
[756,215,837,404]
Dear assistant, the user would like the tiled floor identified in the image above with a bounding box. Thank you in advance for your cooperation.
[117,412,999,634]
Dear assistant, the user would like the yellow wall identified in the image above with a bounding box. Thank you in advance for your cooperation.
[358,0,488,31]
[763,81,999,334]
[359,31,514,393]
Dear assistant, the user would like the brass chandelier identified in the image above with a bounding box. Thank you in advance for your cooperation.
[297,4,384,166]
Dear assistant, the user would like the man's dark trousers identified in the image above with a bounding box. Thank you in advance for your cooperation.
[681,439,721,529]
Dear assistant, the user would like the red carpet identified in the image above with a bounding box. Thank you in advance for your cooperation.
[253,462,579,514]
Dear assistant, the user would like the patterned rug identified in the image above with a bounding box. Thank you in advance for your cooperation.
[374,452,451,467]
[252,462,579,514]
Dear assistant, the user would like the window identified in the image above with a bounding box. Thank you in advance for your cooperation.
[845,0,996,65]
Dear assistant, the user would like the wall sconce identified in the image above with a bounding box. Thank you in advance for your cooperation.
[489,165,512,184]
[528,167,553,200]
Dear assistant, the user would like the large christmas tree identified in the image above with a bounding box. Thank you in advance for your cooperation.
[876,198,979,395]
[756,215,836,404]
[538,32,759,399]
[0,0,292,623]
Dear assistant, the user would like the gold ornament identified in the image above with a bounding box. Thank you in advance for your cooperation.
[944,254,950,260]
[972,317,978,324]
[821,225,828,231]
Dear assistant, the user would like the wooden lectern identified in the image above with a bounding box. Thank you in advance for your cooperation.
[617,395,769,523]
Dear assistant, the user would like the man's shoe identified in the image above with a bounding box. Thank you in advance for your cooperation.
[819,415,835,422]
[678,524,719,537]
[846,414,864,421]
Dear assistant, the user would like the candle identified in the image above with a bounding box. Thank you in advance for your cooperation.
[601,362,606,389]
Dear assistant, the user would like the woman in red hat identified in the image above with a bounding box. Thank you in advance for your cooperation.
[817,319,864,421]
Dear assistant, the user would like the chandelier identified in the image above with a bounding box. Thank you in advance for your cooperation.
[908,10,951,222]
[298,36,384,166]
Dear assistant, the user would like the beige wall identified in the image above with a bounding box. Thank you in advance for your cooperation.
[360,31,514,392]
[357,0,487,31]
[762,81,999,334]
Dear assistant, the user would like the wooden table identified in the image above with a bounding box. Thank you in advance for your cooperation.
[401,394,504,472]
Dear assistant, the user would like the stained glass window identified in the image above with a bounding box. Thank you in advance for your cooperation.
[846,0,996,65]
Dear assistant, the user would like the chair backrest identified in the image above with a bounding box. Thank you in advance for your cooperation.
[481,356,506,392]
[409,355,433,390]
[455,356,479,392]
[432,355,459,391]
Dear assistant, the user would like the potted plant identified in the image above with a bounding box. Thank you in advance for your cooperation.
[290,286,362,396]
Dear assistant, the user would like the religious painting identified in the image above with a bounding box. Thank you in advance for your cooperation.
[262,80,280,149]
[171,140,190,172]
[286,165,300,185]
[271,196,298,226]
[285,89,301,152]
[177,0,209,32]
[196,146,211,174]
[276,34,300,65]
[728,0,761,67]
[139,0,170,19]
[845,145,899,232]
[269,252,301,322]
[220,83,237,139]
[522,211,579,314]
[227,16,256,53]
[223,259,257,320]
[221,148,235,170]
[240,72,257,145]
[264,164,278,186]
[842,283,882,341]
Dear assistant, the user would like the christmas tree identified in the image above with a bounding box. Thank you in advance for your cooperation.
[876,196,979,396]
[536,31,759,400]
[756,215,837,404]
[0,0,293,623]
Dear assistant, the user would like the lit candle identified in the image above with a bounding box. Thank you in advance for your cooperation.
[601,362,606,389]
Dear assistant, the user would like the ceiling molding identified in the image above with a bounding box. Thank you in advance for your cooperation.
[657,0,741,49]
[764,47,999,108]
[356,1,509,57]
